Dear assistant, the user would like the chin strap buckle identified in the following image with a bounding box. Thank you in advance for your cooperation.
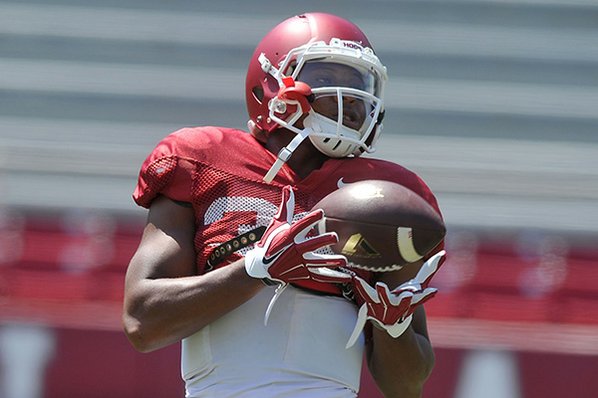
[277,147,293,162]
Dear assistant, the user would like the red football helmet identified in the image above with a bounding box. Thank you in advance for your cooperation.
[245,13,388,182]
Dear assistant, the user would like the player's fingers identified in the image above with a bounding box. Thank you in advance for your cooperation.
[290,209,324,237]
[393,279,421,294]
[411,287,438,306]
[263,224,293,255]
[415,250,445,286]
[353,276,379,303]
[309,267,353,284]
[296,232,339,253]
[378,291,413,324]
[375,282,392,302]
[276,263,307,280]
[275,185,296,223]
[402,288,438,318]
[394,292,415,318]
[303,252,348,268]
[379,283,412,308]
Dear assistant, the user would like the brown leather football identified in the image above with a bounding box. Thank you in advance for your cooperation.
[313,180,445,272]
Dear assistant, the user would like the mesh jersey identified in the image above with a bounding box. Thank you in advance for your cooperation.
[133,126,443,295]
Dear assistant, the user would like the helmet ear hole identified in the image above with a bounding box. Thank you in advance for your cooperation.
[252,86,264,103]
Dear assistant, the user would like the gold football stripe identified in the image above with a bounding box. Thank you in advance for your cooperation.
[341,233,381,258]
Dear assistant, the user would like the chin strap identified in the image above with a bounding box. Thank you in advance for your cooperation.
[263,128,311,183]
[263,76,315,183]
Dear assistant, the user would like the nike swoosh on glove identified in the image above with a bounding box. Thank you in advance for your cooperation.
[346,250,446,348]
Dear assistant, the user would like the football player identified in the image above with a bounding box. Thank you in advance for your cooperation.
[123,12,445,398]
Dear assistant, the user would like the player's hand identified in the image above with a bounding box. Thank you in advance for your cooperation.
[245,185,350,286]
[346,250,446,348]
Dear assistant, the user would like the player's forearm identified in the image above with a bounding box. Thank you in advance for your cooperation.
[123,260,264,353]
[368,325,435,398]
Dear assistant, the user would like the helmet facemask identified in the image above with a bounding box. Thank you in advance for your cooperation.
[258,38,387,182]
[302,84,384,158]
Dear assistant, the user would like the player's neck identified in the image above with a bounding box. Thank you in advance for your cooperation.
[287,147,328,179]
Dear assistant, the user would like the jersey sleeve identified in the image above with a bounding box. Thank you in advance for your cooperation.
[132,129,197,208]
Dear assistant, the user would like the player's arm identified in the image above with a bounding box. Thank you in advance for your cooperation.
[365,262,436,398]
[122,195,265,353]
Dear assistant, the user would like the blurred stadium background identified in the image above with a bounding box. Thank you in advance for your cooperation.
[1,0,597,397]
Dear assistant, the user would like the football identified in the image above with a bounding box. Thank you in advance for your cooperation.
[313,180,445,272]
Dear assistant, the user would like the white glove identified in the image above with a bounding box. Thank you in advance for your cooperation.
[245,185,351,324]
[346,250,446,348]
[245,185,349,285]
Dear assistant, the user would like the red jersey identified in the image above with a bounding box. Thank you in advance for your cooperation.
[133,126,443,295]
